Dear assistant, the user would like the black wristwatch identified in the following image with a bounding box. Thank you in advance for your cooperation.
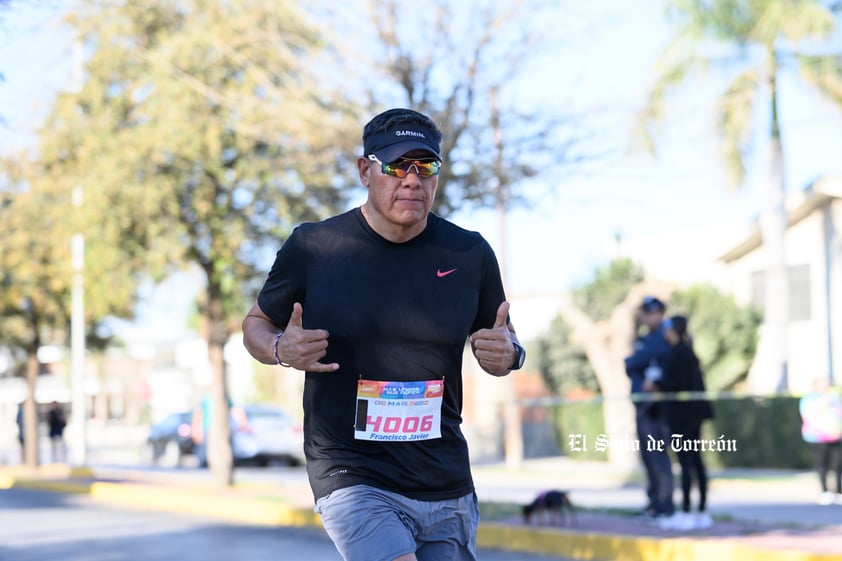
[511,342,526,370]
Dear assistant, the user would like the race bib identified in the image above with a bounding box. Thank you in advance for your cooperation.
[354,379,444,442]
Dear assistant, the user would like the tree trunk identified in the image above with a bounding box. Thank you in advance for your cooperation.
[206,283,233,487]
[557,283,672,470]
[23,351,40,468]
[749,55,789,393]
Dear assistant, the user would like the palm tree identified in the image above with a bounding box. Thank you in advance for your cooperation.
[638,0,840,392]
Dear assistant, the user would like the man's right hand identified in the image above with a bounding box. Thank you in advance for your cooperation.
[276,302,339,372]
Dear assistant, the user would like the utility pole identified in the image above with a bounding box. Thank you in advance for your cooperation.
[69,37,87,468]
[70,192,87,467]
[491,88,523,469]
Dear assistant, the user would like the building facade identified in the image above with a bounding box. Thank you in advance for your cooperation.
[719,177,842,394]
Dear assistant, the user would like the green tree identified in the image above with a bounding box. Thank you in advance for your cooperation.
[669,284,762,390]
[39,0,362,486]
[536,258,643,396]
[638,0,840,392]
[535,317,599,397]
[550,260,659,468]
[0,170,68,468]
[541,258,760,466]
[573,258,646,321]
[0,152,134,467]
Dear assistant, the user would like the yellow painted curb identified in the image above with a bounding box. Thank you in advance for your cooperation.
[69,466,94,478]
[0,464,91,478]
[0,474,91,494]
[476,523,842,561]
[9,479,92,494]
[88,482,322,528]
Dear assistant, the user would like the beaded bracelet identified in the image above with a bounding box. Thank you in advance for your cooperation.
[272,331,291,367]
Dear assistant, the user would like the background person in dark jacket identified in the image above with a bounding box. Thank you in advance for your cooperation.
[645,315,714,530]
[15,402,24,460]
[47,401,67,464]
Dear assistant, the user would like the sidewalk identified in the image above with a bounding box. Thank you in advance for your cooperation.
[2,458,841,561]
[472,457,842,560]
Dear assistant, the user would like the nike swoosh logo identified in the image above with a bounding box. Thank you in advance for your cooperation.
[437,268,457,278]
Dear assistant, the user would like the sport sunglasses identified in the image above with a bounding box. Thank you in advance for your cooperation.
[367,154,441,178]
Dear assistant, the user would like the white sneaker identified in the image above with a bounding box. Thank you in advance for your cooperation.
[659,512,693,531]
[657,513,678,530]
[694,512,713,529]
[818,491,836,505]
[673,512,696,531]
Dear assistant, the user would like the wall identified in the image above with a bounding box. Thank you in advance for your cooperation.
[828,198,842,385]
[723,197,840,394]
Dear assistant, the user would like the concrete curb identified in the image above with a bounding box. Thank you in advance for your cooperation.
[476,523,842,561]
[4,472,841,561]
[89,481,322,528]
[7,478,92,494]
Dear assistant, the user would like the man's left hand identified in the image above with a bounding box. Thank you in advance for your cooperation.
[470,301,516,376]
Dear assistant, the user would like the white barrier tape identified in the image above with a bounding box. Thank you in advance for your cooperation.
[512,389,822,407]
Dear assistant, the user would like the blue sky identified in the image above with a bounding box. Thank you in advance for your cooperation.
[3,1,842,335]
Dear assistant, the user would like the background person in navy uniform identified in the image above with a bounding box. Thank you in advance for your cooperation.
[625,296,674,518]
[241,108,525,561]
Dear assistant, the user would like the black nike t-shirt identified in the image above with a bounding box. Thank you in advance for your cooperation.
[257,208,507,502]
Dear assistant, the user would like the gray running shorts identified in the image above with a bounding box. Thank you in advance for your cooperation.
[314,484,479,561]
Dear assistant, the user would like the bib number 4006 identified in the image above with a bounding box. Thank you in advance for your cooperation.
[367,415,433,433]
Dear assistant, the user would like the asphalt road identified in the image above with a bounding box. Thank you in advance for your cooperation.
[0,487,582,561]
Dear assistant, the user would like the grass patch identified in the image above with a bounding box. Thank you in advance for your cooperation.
[479,501,644,522]
[479,501,523,521]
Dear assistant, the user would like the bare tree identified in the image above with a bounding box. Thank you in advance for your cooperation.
[357,0,596,216]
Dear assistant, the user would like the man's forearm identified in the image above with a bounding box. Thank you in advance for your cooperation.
[242,315,281,365]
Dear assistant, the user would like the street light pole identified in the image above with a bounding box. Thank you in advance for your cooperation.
[69,36,87,468]
[490,88,523,470]
[70,187,87,468]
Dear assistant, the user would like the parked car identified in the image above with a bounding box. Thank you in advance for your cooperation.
[232,403,305,467]
[146,404,305,468]
[146,411,195,467]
